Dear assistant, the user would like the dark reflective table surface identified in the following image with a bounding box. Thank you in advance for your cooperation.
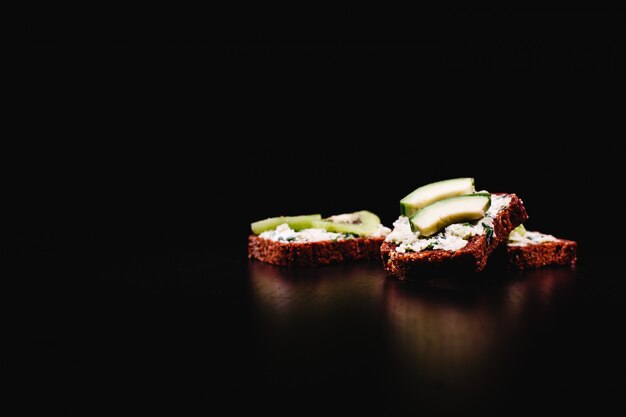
[245,260,622,415]
[26,250,624,415]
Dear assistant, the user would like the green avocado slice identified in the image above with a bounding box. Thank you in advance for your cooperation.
[400,178,475,217]
[410,193,491,237]
[251,214,322,235]
[312,210,381,236]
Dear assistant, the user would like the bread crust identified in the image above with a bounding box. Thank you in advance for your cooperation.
[381,193,528,279]
[248,235,385,267]
[507,239,577,269]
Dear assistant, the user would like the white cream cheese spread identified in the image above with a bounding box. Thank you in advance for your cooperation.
[507,230,557,246]
[259,223,390,243]
[386,194,512,253]
[327,213,361,224]
[369,223,392,238]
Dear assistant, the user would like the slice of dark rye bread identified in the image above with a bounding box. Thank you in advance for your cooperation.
[506,239,577,270]
[381,193,528,279]
[248,235,385,267]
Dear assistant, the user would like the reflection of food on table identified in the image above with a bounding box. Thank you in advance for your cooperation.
[504,267,576,316]
[384,280,499,370]
[249,260,579,408]
[382,268,578,404]
[248,261,387,318]
[248,262,391,382]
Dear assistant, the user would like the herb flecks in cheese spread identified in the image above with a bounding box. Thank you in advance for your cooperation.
[386,194,512,253]
[260,223,390,243]
[507,230,557,247]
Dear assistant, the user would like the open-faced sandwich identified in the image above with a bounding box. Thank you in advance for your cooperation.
[505,224,577,269]
[248,211,390,267]
[381,178,529,279]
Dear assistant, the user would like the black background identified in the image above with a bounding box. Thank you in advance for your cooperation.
[18,9,626,415]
